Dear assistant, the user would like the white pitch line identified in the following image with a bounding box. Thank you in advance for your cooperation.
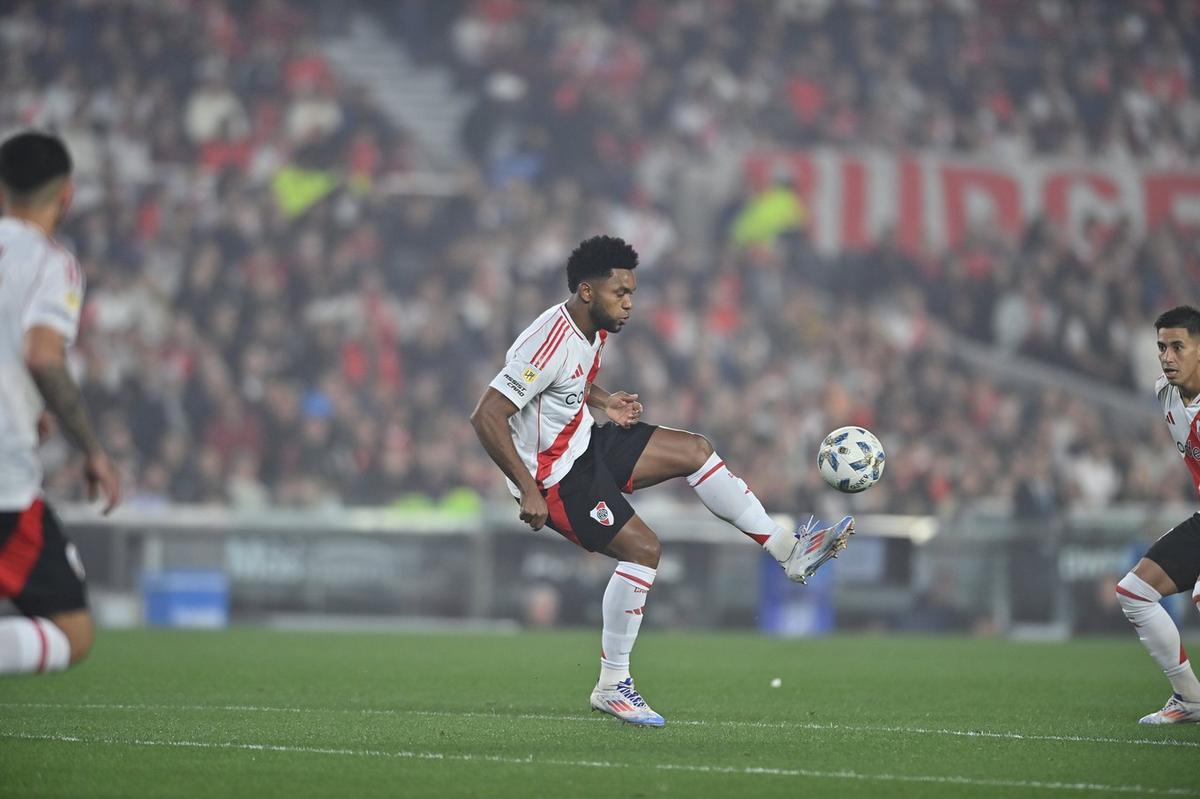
[1,731,1196,797]
[1,700,1197,751]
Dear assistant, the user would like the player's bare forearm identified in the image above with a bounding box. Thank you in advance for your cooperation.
[28,363,101,455]
[587,384,610,410]
[470,389,539,496]
[588,384,642,427]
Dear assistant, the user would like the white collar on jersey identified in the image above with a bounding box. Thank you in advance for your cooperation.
[558,303,589,342]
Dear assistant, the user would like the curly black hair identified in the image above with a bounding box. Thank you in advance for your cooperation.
[566,235,638,293]
[1155,305,1200,337]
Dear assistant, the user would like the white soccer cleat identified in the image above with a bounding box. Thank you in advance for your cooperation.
[1138,693,1200,724]
[765,515,855,584]
[590,677,665,727]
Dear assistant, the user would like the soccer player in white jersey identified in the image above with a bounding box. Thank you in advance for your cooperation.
[1115,305,1200,723]
[0,131,122,677]
[471,235,852,726]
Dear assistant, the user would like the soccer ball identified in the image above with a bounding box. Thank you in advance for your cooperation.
[817,426,885,493]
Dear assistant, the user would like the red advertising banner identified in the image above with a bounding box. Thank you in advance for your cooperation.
[746,150,1200,253]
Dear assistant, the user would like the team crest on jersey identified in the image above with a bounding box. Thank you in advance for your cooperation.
[522,367,539,383]
[590,501,614,526]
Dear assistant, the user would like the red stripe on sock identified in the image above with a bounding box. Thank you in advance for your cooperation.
[747,532,771,545]
[33,619,48,673]
[693,460,726,487]
[614,570,653,589]
[1116,585,1151,603]
[1182,644,1189,666]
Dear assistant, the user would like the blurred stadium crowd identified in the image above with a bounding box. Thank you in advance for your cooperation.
[2,0,1197,518]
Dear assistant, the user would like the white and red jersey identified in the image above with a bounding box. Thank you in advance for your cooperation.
[0,218,84,511]
[489,303,607,497]
[1157,374,1200,499]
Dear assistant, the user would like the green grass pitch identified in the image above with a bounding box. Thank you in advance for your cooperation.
[1,629,1198,797]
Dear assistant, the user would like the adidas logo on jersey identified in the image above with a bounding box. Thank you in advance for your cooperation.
[571,364,584,379]
[590,501,614,526]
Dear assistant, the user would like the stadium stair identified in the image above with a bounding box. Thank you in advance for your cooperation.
[322,14,472,169]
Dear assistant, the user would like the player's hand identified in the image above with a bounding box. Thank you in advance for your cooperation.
[519,489,549,531]
[605,391,642,428]
[84,450,122,515]
[36,412,54,444]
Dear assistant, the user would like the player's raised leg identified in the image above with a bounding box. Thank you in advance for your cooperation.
[1116,558,1200,724]
[630,427,853,583]
[588,516,664,727]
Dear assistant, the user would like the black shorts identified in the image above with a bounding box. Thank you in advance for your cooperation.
[542,422,658,553]
[0,499,88,617]
[1145,512,1200,592]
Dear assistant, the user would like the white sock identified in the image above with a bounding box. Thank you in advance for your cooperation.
[0,617,71,675]
[1117,573,1200,702]
[599,561,656,686]
[687,452,786,546]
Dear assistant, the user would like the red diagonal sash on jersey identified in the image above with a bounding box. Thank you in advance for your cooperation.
[1187,412,1200,497]
[536,335,605,486]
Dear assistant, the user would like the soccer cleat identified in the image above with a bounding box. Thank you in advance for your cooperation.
[764,515,855,584]
[1138,693,1200,724]
[589,677,665,727]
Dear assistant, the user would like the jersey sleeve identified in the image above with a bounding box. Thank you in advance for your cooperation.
[1154,374,1170,400]
[22,250,84,345]
[488,319,572,410]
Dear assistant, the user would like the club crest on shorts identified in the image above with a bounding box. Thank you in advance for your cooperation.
[65,542,86,581]
[590,501,614,526]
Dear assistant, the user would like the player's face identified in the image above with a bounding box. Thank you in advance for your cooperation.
[586,268,637,333]
[1157,327,1200,389]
